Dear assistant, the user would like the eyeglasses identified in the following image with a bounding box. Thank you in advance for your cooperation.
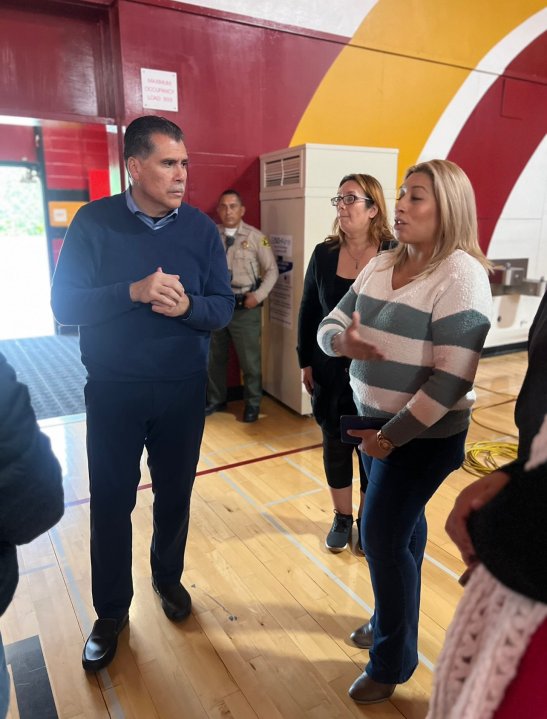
[330,194,374,207]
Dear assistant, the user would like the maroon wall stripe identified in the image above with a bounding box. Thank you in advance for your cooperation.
[447,32,547,253]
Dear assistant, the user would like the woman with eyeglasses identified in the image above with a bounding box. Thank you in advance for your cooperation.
[297,174,395,554]
[317,160,492,704]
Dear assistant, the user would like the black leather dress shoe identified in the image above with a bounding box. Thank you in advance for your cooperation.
[82,613,128,672]
[152,578,191,621]
[205,402,227,416]
[243,405,259,423]
[350,621,374,649]
[348,672,396,704]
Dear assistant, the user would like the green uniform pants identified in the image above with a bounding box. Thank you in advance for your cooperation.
[207,306,262,408]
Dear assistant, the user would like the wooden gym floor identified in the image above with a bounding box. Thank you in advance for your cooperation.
[2,351,525,719]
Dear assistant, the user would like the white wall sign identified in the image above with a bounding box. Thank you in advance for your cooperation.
[141,68,178,112]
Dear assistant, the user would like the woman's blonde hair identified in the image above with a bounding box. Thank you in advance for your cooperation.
[390,159,491,276]
[325,173,394,249]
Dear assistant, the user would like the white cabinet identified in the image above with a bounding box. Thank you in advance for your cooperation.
[260,143,398,414]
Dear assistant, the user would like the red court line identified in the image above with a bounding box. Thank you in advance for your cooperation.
[64,442,322,508]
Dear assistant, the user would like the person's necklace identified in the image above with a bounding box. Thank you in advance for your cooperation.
[344,243,368,269]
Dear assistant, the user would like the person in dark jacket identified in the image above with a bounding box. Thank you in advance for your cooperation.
[0,353,64,718]
[50,116,234,673]
[297,173,395,553]
[427,290,547,718]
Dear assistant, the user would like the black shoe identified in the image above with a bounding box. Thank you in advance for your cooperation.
[243,405,259,423]
[82,613,129,672]
[348,673,396,704]
[350,621,374,649]
[152,578,191,622]
[325,511,353,552]
[205,402,227,416]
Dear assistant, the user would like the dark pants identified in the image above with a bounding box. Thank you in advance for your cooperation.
[207,306,262,409]
[322,429,367,494]
[85,377,206,619]
[361,431,466,683]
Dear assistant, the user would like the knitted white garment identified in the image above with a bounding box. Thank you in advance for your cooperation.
[427,564,547,719]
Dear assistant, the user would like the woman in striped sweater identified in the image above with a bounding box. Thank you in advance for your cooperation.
[317,159,492,704]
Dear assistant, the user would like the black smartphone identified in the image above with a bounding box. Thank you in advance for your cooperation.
[340,415,385,444]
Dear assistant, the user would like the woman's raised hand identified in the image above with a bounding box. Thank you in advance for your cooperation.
[338,312,384,361]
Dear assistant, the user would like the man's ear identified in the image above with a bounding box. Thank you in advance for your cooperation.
[240,205,246,218]
[127,157,139,182]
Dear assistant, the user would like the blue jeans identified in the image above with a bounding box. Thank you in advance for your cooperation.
[0,634,9,719]
[361,431,466,684]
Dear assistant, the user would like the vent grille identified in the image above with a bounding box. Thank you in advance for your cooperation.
[264,154,301,187]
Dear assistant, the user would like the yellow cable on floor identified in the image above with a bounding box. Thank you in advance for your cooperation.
[463,441,518,477]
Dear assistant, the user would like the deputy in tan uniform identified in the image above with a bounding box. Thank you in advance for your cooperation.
[206,189,279,422]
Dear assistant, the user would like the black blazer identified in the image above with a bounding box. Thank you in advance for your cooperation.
[297,239,396,434]
[297,242,358,434]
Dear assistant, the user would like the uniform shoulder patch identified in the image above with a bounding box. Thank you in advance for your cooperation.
[261,236,271,247]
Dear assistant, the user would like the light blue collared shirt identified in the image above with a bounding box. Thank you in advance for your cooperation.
[125,187,178,230]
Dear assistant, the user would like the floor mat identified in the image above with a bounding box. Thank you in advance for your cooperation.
[0,335,86,420]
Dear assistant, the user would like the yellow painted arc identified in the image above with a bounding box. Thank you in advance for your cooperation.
[290,0,546,183]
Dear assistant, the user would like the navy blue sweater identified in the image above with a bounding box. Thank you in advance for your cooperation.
[51,194,234,381]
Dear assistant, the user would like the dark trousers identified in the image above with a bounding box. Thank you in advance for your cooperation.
[207,306,262,408]
[85,377,206,618]
[361,431,466,683]
[322,429,368,494]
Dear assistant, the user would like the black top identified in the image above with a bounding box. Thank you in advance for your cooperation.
[333,274,354,303]
[468,290,547,603]
[296,242,361,434]
[514,288,547,460]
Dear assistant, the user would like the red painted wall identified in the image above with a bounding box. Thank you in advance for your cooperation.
[42,124,109,191]
[116,1,344,225]
[0,1,114,122]
[0,0,344,225]
[448,33,547,250]
[0,0,344,227]
[0,126,38,164]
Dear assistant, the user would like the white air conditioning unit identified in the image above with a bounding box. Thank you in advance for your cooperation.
[260,143,398,415]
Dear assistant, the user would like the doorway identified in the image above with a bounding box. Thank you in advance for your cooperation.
[0,164,54,340]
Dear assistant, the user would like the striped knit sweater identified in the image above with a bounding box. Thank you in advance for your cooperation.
[317,250,492,447]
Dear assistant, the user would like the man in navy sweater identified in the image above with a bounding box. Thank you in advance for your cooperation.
[51,116,234,672]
